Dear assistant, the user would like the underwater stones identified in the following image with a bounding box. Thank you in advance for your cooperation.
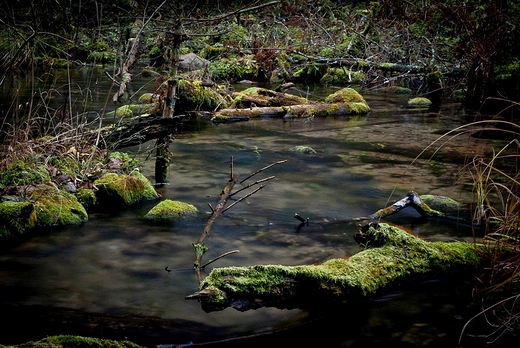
[144,199,198,220]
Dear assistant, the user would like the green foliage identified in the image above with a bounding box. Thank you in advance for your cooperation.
[208,56,258,81]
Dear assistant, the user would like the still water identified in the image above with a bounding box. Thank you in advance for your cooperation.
[0,68,491,347]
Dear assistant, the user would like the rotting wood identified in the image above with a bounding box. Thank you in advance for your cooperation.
[186,222,484,312]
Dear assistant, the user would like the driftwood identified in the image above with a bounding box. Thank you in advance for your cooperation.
[367,191,468,221]
[186,222,483,312]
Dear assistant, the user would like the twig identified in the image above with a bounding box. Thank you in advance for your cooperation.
[199,250,240,270]
[229,175,274,198]
[222,185,265,213]
[240,160,287,184]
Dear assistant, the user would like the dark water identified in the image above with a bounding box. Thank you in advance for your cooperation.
[0,68,492,347]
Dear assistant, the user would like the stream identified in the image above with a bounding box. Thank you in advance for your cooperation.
[0,67,493,347]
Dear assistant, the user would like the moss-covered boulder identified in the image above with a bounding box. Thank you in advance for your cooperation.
[324,87,370,113]
[28,185,88,226]
[407,97,432,108]
[0,200,36,239]
[144,199,198,220]
[93,171,159,206]
[14,334,143,348]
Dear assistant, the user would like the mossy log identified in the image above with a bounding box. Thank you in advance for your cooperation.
[186,222,484,312]
[212,102,369,122]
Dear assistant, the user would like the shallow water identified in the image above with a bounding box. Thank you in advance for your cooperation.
[0,69,492,347]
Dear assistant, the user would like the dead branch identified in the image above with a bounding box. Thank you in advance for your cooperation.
[230,175,274,198]
[199,250,240,270]
[239,160,287,184]
[222,185,265,213]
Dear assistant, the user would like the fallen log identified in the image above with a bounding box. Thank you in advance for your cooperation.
[212,102,370,122]
[186,222,484,312]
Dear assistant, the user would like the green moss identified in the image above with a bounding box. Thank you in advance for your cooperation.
[208,56,258,81]
[420,194,464,215]
[0,200,36,238]
[407,97,432,107]
[376,86,413,94]
[324,87,369,106]
[94,171,158,206]
[75,188,97,210]
[19,334,143,348]
[348,102,371,114]
[138,93,154,104]
[0,160,50,188]
[177,79,228,111]
[320,68,366,84]
[144,199,198,219]
[30,185,88,226]
[380,63,397,71]
[115,104,155,117]
[195,223,484,310]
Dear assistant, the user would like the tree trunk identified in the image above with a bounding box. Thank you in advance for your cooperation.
[186,222,483,312]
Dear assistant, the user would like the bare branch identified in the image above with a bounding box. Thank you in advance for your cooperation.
[229,175,274,198]
[199,250,240,270]
[221,185,265,213]
[240,160,287,184]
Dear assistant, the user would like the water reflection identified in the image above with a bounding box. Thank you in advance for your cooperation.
[0,68,485,346]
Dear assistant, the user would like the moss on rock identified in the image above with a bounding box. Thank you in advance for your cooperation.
[144,199,198,220]
[29,185,88,226]
[407,97,432,107]
[0,200,36,239]
[94,171,159,206]
[324,87,368,106]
